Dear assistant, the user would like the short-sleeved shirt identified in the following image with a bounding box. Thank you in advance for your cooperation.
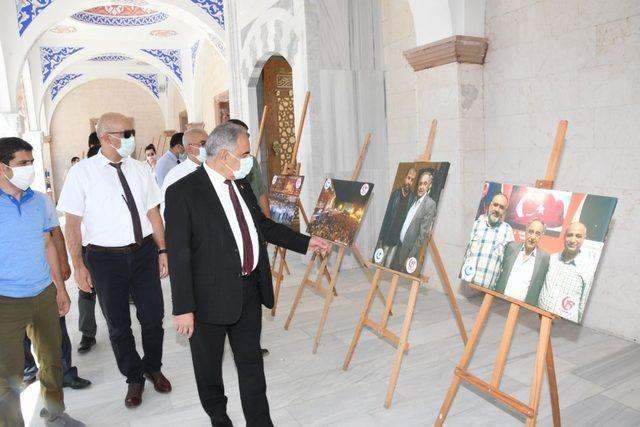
[461,215,514,288]
[57,149,162,247]
[247,157,267,199]
[160,158,199,217]
[0,189,56,297]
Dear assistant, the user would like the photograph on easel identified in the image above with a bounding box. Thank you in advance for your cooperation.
[307,178,374,247]
[268,174,304,228]
[461,181,617,323]
[371,161,450,276]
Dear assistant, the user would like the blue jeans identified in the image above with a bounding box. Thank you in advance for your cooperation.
[24,316,77,383]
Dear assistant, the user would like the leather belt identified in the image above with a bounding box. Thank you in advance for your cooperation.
[86,235,154,254]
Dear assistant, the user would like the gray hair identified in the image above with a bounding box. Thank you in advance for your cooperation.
[205,122,246,157]
[182,127,208,145]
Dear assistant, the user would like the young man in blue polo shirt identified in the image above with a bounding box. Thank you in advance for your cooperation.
[0,137,84,427]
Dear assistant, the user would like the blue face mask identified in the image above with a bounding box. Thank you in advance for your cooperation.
[111,135,136,158]
[225,152,253,180]
[197,147,207,163]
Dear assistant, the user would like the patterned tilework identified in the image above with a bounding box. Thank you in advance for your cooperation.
[127,73,159,98]
[40,46,84,82]
[141,48,183,81]
[71,10,168,26]
[191,40,200,74]
[50,73,82,100]
[208,33,226,57]
[15,0,56,36]
[90,54,132,61]
[190,0,224,29]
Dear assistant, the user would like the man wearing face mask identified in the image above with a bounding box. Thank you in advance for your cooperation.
[461,192,515,289]
[57,112,171,408]
[160,128,208,217]
[165,123,330,426]
[0,137,84,426]
[155,132,185,188]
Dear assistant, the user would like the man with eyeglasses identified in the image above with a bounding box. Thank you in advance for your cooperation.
[160,128,208,217]
[57,112,172,409]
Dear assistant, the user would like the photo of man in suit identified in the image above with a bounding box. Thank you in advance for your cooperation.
[164,123,329,426]
[375,167,416,267]
[392,169,437,273]
[494,219,550,305]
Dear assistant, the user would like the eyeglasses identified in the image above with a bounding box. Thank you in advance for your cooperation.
[108,129,136,138]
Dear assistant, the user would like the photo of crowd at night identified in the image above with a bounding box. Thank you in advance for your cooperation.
[268,175,304,227]
[307,178,374,246]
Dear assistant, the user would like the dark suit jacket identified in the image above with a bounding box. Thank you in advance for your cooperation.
[395,196,436,270]
[165,167,310,325]
[494,242,550,306]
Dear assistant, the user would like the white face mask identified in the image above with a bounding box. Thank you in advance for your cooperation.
[197,147,207,163]
[224,152,253,180]
[110,135,136,158]
[4,164,35,191]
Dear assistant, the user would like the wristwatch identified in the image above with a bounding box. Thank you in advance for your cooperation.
[158,248,168,255]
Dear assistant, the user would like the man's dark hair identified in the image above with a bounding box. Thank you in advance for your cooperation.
[169,132,184,148]
[71,156,80,163]
[88,131,100,148]
[0,137,33,164]
[145,144,156,153]
[227,119,249,130]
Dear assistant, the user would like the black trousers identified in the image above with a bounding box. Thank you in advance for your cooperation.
[189,272,272,427]
[78,289,97,339]
[85,239,164,383]
[24,317,77,383]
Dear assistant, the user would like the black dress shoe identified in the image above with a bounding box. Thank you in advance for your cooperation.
[211,414,233,427]
[77,336,96,353]
[63,376,92,390]
[21,375,37,391]
[125,382,144,408]
[261,348,269,357]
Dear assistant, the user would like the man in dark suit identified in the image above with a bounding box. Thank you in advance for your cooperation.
[494,219,550,305]
[164,123,329,427]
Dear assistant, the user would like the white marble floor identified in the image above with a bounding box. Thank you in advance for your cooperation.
[21,256,640,426]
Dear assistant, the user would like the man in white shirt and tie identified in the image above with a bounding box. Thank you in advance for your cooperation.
[393,169,437,274]
[160,128,208,216]
[57,112,172,409]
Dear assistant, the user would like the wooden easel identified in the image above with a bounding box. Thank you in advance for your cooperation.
[342,119,469,409]
[284,132,390,353]
[435,120,568,427]
[267,92,331,316]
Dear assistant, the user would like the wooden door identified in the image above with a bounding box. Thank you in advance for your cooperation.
[261,57,295,182]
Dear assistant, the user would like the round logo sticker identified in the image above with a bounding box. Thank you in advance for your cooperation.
[405,257,418,274]
[272,176,277,185]
[360,183,370,196]
[461,263,476,281]
[374,248,384,263]
[295,177,302,189]
[561,296,577,313]
[324,179,332,190]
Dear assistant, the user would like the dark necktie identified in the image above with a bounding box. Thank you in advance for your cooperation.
[224,180,254,275]
[110,162,143,244]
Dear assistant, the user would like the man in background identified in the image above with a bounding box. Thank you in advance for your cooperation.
[144,144,157,174]
[0,137,84,427]
[156,132,185,187]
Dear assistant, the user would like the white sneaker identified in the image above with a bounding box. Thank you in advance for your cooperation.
[40,408,86,427]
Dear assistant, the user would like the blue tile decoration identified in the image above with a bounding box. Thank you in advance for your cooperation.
[141,48,182,82]
[191,40,200,74]
[40,46,84,82]
[50,73,82,100]
[71,10,168,26]
[127,73,159,98]
[15,0,56,36]
[90,54,131,61]
[190,0,224,29]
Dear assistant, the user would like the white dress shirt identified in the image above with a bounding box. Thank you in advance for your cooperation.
[503,248,537,301]
[203,162,259,272]
[400,194,426,242]
[57,150,162,246]
[160,158,199,216]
